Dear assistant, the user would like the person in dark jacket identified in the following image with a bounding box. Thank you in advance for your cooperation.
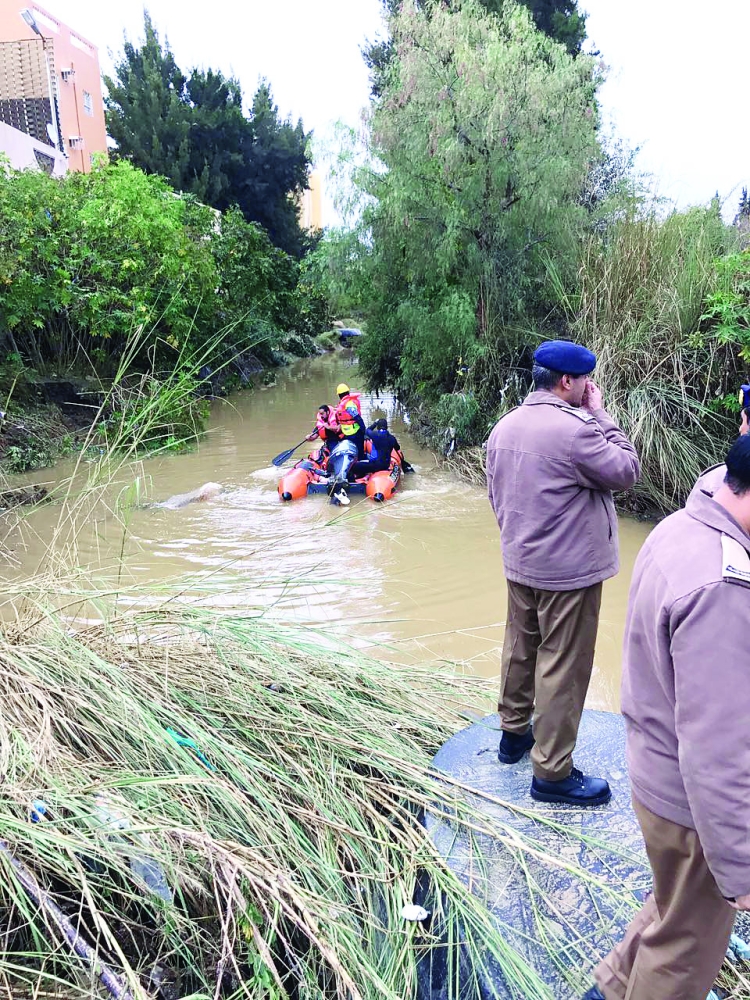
[350,419,403,479]
[689,383,750,500]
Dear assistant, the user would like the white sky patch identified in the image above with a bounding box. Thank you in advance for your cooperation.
[39,0,750,223]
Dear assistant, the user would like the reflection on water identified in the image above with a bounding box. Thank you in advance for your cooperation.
[0,353,651,711]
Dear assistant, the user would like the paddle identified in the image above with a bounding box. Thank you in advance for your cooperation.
[272,437,312,467]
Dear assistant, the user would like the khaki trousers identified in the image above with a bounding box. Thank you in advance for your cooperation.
[499,580,602,781]
[596,797,735,1000]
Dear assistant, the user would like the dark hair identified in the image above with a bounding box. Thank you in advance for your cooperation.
[724,435,750,496]
[532,365,565,390]
[318,404,330,414]
[372,418,388,432]
[743,405,750,423]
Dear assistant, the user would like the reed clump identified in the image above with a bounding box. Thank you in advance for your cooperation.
[572,208,741,513]
[0,593,547,1000]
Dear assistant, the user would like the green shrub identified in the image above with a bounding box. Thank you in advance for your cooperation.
[281,332,319,358]
[0,351,37,406]
[4,442,55,473]
[0,163,315,383]
[0,162,219,372]
[210,206,300,353]
[316,330,341,351]
[700,248,750,363]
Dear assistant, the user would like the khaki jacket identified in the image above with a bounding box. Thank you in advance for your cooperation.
[689,463,727,501]
[622,490,750,898]
[486,391,640,590]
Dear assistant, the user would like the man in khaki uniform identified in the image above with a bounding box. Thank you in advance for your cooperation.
[486,340,640,806]
[689,383,750,501]
[582,435,750,1000]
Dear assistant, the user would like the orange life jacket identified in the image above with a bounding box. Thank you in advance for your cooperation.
[335,392,363,437]
[315,411,338,438]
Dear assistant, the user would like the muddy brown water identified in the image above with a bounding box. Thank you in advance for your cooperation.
[1,353,651,711]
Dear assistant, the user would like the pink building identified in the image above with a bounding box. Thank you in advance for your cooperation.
[0,0,107,172]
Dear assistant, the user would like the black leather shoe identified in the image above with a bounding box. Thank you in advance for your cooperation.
[582,987,605,1000]
[531,767,611,806]
[497,728,534,764]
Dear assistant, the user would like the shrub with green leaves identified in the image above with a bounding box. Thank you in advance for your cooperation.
[0,161,320,383]
[0,161,219,371]
[701,248,750,363]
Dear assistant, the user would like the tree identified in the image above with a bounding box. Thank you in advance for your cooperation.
[366,0,587,95]
[235,84,311,255]
[104,14,190,190]
[735,187,750,224]
[104,13,312,257]
[352,0,599,421]
[481,0,586,54]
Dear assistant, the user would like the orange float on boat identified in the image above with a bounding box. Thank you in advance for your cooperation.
[278,446,403,503]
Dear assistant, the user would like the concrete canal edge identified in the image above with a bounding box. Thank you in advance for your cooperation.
[419,710,650,999]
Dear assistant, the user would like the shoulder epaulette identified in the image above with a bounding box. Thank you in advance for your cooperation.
[556,404,595,424]
[721,534,750,587]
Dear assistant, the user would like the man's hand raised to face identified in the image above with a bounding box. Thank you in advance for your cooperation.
[582,379,603,414]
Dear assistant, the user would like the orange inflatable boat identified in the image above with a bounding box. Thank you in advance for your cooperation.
[278,445,403,503]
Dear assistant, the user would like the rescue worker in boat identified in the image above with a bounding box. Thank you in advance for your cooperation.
[306,404,340,458]
[321,383,367,507]
[688,383,750,501]
[350,419,403,480]
[334,383,367,459]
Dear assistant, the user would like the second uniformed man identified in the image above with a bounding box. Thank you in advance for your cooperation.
[486,340,640,806]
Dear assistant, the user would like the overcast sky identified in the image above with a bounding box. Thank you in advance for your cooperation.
[43,0,750,224]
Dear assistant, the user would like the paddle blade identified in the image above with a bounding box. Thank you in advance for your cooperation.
[271,437,309,467]
[272,447,297,467]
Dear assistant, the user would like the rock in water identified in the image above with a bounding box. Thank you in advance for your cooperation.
[155,482,223,510]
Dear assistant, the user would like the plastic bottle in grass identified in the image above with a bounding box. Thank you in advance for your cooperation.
[94,796,173,903]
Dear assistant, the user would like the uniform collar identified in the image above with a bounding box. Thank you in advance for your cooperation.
[685,488,750,554]
[523,389,579,411]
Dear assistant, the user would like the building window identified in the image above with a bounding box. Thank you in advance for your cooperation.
[70,34,94,57]
[32,9,59,33]
[83,90,93,117]
[34,149,56,176]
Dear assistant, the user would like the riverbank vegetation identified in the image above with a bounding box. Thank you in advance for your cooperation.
[0,159,331,472]
[320,0,748,514]
[4,493,750,998]
[0,7,335,475]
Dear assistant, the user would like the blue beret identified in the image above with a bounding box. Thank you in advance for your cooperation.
[533,340,596,377]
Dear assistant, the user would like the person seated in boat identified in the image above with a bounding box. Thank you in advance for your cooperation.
[350,419,403,480]
[334,383,367,459]
[306,405,339,458]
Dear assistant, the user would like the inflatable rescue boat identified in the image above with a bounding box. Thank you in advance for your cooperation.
[278,442,402,503]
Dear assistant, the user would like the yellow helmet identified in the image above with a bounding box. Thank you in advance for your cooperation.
[336,383,350,396]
